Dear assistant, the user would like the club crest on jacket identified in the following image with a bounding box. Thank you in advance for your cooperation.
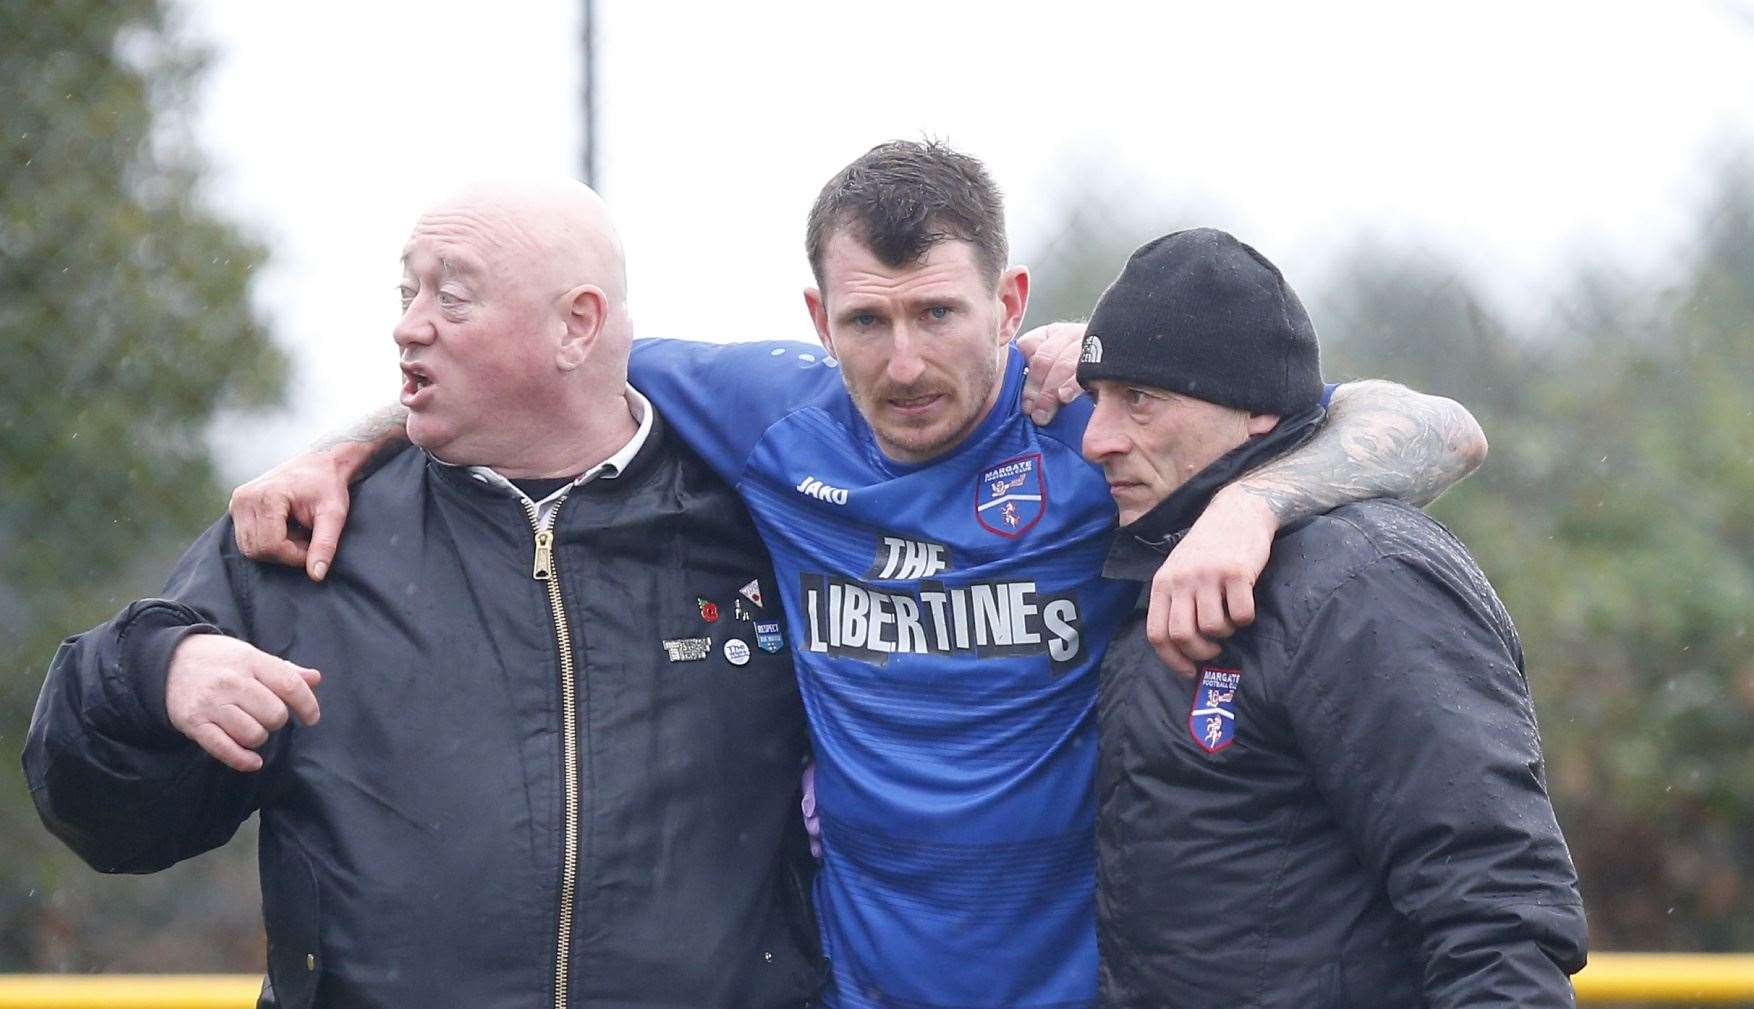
[1189,667,1241,753]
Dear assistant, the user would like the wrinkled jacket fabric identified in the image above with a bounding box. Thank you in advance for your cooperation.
[1096,413,1587,1009]
[24,414,825,1009]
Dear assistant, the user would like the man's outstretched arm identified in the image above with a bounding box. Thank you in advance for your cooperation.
[1233,380,1487,517]
[230,405,408,580]
[1019,325,1488,674]
[1148,381,1486,673]
[239,324,1092,578]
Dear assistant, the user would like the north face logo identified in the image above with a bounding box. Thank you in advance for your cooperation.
[1080,335,1103,364]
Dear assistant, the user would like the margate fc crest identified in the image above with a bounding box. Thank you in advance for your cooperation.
[974,452,1047,538]
[1189,667,1241,753]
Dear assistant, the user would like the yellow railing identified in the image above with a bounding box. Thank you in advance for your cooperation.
[2,954,1754,1006]
[0,975,258,1009]
[1575,954,1754,1003]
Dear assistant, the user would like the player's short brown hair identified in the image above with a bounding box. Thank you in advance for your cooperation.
[805,139,1008,290]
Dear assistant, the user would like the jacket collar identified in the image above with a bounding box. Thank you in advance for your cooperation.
[428,391,672,505]
[1102,405,1325,590]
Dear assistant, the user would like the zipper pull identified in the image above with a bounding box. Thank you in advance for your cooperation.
[533,529,555,581]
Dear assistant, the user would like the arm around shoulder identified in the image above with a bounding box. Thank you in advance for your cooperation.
[230,403,409,580]
[1232,380,1487,526]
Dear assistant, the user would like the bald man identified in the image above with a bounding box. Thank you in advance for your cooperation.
[23,181,826,1009]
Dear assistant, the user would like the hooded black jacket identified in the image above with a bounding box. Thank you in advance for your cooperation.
[23,411,825,1009]
[1096,411,1587,1009]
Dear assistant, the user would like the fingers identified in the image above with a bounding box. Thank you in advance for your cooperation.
[233,488,287,558]
[252,655,323,726]
[1043,332,1084,400]
[1030,334,1088,426]
[212,701,272,749]
[1145,572,1195,677]
[1223,574,1257,628]
[1148,571,1226,678]
[1152,631,1197,679]
[304,501,348,582]
[166,636,323,771]
[800,761,823,860]
[1165,591,1221,663]
[1019,332,1049,413]
[1195,583,1234,642]
[228,677,293,734]
[188,721,264,773]
[1020,323,1088,419]
[231,455,356,577]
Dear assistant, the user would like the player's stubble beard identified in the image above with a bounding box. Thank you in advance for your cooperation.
[841,346,1001,464]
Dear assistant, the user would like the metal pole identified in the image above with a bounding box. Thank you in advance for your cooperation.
[581,0,597,188]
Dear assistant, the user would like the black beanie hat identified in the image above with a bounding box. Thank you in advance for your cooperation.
[1077,228,1322,416]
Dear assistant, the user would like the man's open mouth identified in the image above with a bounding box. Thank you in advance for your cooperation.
[401,364,434,399]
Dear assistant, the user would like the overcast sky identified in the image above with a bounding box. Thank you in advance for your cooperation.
[184,0,1754,478]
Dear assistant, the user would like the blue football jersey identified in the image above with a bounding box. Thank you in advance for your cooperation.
[630,339,1131,1009]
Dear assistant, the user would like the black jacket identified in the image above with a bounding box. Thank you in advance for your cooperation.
[1096,412,1587,1009]
[24,412,826,1009]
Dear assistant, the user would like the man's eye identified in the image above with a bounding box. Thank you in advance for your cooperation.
[852,313,877,327]
[927,306,951,320]
[438,291,464,309]
[397,285,416,308]
[1125,388,1152,406]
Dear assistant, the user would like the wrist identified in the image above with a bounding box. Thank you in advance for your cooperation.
[322,437,386,483]
[1214,482,1282,535]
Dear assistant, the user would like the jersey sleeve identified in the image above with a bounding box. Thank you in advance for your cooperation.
[629,338,836,486]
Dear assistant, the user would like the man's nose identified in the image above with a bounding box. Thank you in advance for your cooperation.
[393,303,434,348]
[885,324,926,386]
[1081,401,1127,463]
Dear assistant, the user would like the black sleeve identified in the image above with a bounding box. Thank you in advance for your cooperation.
[1281,554,1588,1009]
[21,518,277,873]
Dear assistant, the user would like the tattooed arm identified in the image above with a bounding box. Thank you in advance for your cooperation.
[228,404,410,580]
[1147,380,1487,673]
[1016,325,1490,672]
[1239,380,1486,517]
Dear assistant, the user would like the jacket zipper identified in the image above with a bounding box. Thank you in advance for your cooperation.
[524,498,579,1009]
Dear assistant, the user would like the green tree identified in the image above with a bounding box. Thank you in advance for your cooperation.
[1,0,286,969]
[1315,170,1754,949]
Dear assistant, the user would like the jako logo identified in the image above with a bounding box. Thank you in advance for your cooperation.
[796,476,850,505]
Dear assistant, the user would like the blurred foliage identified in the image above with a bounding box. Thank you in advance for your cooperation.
[0,0,284,970]
[1027,153,1754,952]
[0,0,1749,979]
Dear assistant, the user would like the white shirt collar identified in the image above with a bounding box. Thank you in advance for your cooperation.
[460,386,655,528]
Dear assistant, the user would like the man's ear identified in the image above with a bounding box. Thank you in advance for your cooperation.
[1246,412,1282,436]
[557,284,607,371]
[995,265,1030,345]
[804,287,834,355]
